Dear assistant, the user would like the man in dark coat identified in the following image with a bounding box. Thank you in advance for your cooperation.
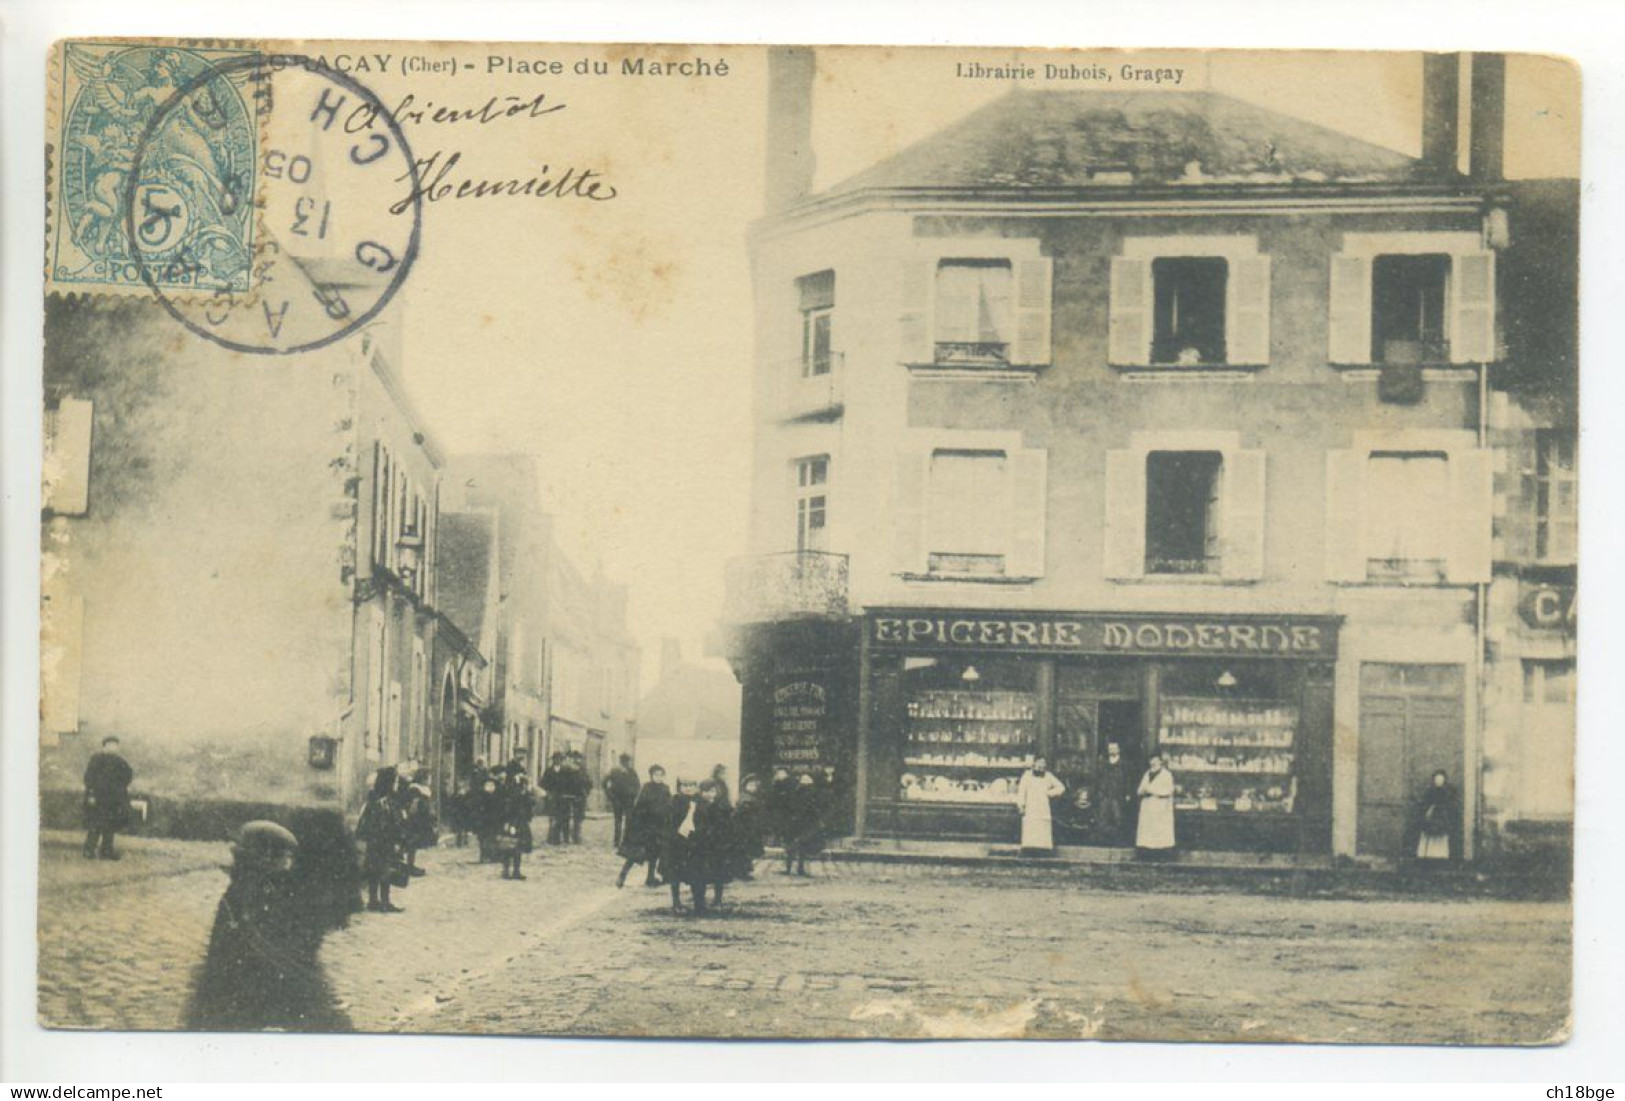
[767,767,796,847]
[567,751,591,844]
[1094,741,1136,846]
[539,752,571,845]
[604,753,641,849]
[83,736,134,860]
[782,772,824,877]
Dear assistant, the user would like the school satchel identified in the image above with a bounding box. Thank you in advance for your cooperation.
[493,824,520,855]
[387,862,412,890]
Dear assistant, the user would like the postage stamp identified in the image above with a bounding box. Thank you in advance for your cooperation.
[48,41,261,297]
[130,52,423,355]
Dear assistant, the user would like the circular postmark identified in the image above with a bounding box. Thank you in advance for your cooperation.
[124,52,422,355]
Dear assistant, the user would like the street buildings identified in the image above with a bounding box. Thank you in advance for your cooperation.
[441,454,642,801]
[724,51,1577,863]
[41,289,458,827]
[42,314,638,829]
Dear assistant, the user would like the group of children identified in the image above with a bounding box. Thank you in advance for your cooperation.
[440,760,541,880]
[352,763,440,913]
[613,764,838,915]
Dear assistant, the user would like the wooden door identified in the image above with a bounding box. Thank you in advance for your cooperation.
[1357,663,1465,858]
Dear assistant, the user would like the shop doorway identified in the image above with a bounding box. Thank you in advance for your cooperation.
[1054,661,1143,844]
[1357,663,1465,859]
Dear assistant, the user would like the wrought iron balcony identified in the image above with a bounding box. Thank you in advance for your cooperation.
[724,551,850,623]
[777,352,844,421]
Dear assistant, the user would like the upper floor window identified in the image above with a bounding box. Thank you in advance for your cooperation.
[892,438,1048,580]
[1110,239,1270,367]
[934,259,1013,366]
[370,441,434,600]
[797,270,835,377]
[1330,234,1495,365]
[1326,437,1492,585]
[1371,254,1450,364]
[1525,430,1577,564]
[1145,451,1224,575]
[1363,451,1450,583]
[1104,436,1265,582]
[795,455,829,552]
[897,245,1051,368]
[927,449,1010,575]
[1151,258,1228,366]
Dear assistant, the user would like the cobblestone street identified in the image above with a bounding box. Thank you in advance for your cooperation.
[37,821,1570,1044]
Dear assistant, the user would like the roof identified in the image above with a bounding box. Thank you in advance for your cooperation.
[820,89,1422,196]
[436,511,496,644]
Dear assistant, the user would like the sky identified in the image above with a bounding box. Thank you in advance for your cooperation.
[377,47,1578,686]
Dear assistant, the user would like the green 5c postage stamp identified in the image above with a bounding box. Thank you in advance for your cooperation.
[49,42,261,296]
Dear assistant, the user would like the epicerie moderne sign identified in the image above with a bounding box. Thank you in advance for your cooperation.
[869,611,1339,658]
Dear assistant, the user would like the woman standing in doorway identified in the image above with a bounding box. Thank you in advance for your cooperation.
[1135,755,1178,860]
[1409,769,1464,865]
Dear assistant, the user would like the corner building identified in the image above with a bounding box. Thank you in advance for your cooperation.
[724,55,1571,863]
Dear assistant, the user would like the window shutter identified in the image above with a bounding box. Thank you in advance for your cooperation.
[40,590,84,744]
[897,257,933,364]
[1108,258,1151,366]
[1009,448,1048,577]
[1011,258,1054,366]
[1328,254,1372,364]
[1447,449,1494,583]
[44,398,94,516]
[1451,251,1496,363]
[1324,449,1367,581]
[1227,256,1272,365]
[892,450,928,574]
[1221,449,1267,580]
[1103,449,1146,580]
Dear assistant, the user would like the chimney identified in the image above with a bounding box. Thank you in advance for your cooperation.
[1469,53,1506,182]
[765,46,817,213]
[660,637,683,682]
[1421,53,1461,176]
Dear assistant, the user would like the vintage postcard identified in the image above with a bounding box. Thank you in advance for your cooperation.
[36,40,1578,1044]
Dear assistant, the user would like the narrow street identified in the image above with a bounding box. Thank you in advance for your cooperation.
[37,822,1570,1044]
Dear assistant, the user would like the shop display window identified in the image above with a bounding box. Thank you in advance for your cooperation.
[899,656,1036,805]
[1157,662,1299,815]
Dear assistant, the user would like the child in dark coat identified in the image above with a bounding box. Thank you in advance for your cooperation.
[497,775,536,880]
[691,779,734,910]
[186,820,352,1032]
[730,773,768,881]
[660,779,700,914]
[616,765,672,888]
[355,767,407,912]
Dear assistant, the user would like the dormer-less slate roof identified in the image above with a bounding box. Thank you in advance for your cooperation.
[821,89,1423,196]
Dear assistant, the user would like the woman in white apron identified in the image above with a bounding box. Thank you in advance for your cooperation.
[1135,755,1177,857]
[1015,757,1066,853]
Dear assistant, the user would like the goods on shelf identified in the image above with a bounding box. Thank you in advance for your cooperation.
[899,772,1020,804]
[900,688,1036,802]
[1160,696,1299,815]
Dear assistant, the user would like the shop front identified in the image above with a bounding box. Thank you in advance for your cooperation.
[857,609,1339,854]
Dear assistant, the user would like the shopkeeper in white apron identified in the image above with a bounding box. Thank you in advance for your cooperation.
[1135,755,1178,858]
[1015,757,1066,853]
